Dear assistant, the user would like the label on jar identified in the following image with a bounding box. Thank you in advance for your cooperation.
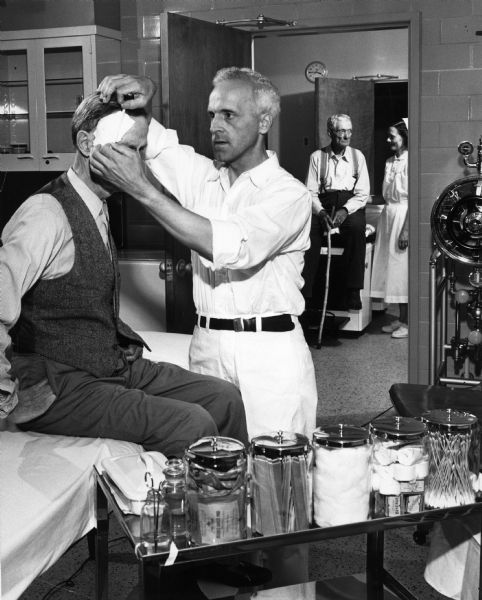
[198,499,240,544]
[400,479,425,493]
[384,495,402,516]
[404,494,423,513]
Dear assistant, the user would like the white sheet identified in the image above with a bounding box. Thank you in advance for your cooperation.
[140,330,192,369]
[0,431,141,600]
[0,331,191,600]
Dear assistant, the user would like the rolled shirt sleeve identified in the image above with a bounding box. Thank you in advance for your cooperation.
[210,186,311,271]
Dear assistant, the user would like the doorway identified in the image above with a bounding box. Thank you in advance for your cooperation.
[252,26,410,398]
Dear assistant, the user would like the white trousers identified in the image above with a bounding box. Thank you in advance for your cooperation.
[189,319,318,440]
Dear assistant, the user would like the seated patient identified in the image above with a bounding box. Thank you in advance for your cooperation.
[302,113,370,311]
[0,93,248,456]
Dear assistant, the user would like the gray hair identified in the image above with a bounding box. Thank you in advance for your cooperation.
[327,114,352,134]
[213,67,280,120]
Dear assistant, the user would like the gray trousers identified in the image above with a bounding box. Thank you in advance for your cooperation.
[16,355,249,457]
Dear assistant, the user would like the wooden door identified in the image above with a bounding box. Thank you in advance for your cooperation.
[159,13,251,333]
[315,77,374,188]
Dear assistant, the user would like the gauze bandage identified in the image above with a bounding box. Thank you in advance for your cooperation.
[92,110,136,146]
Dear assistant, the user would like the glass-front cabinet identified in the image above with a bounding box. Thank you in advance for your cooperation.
[0,26,120,171]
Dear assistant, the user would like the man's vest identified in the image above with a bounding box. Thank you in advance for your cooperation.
[12,173,145,377]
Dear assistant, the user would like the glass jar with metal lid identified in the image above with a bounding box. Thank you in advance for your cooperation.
[184,436,247,545]
[421,408,480,508]
[250,430,312,536]
[369,415,428,517]
[312,424,371,527]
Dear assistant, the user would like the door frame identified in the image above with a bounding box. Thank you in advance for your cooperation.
[251,11,420,383]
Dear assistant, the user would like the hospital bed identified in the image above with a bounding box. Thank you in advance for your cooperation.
[0,331,192,600]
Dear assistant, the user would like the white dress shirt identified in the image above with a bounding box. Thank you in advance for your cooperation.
[146,119,312,319]
[145,121,317,441]
[305,145,370,215]
[0,168,109,414]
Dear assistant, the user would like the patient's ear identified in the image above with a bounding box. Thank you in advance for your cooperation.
[76,130,93,157]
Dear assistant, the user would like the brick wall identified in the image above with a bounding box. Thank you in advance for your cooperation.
[122,0,482,384]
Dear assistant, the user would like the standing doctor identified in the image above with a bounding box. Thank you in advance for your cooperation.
[91,69,318,441]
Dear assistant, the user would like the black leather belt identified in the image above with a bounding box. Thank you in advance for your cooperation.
[197,314,294,332]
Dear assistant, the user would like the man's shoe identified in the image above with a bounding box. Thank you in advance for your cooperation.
[392,324,408,339]
[346,289,362,310]
[381,320,401,333]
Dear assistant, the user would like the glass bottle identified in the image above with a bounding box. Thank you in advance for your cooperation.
[421,408,480,508]
[139,488,171,554]
[185,436,247,545]
[312,424,371,526]
[250,431,313,535]
[370,415,428,517]
[162,460,189,548]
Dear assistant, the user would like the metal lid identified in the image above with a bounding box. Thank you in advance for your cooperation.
[421,408,478,431]
[369,415,427,440]
[251,430,311,458]
[184,436,246,471]
[312,424,369,448]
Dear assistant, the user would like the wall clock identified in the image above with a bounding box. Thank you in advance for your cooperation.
[305,61,328,83]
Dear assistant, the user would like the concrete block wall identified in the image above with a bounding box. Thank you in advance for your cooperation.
[120,0,482,385]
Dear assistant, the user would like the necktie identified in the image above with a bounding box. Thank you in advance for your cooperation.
[99,202,112,258]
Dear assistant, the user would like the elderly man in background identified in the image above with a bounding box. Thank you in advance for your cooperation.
[303,113,370,311]
[0,93,248,454]
[92,69,318,442]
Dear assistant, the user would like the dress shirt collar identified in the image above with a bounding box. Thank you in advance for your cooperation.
[328,145,353,164]
[207,150,280,189]
[66,167,105,222]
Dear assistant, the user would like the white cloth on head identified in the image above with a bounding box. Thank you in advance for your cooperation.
[92,110,136,146]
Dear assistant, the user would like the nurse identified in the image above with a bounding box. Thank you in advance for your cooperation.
[371,119,409,339]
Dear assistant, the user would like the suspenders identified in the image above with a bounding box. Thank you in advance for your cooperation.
[318,147,360,195]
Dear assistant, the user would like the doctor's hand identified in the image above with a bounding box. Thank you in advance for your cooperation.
[90,143,152,200]
[398,229,409,251]
[97,74,157,110]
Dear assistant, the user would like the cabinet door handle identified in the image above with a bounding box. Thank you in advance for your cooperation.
[42,154,60,159]
[16,155,34,159]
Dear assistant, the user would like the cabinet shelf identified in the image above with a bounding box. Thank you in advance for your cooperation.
[1,27,120,171]
[0,113,28,120]
[0,80,28,87]
[45,77,83,86]
[47,111,75,118]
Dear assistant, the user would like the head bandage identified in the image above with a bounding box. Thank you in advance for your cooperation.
[92,110,136,146]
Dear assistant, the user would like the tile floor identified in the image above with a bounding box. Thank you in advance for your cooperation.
[17,307,452,599]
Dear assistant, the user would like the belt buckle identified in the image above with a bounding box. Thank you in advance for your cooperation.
[233,317,244,332]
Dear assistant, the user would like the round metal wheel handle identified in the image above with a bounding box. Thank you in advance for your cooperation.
[175,259,192,277]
